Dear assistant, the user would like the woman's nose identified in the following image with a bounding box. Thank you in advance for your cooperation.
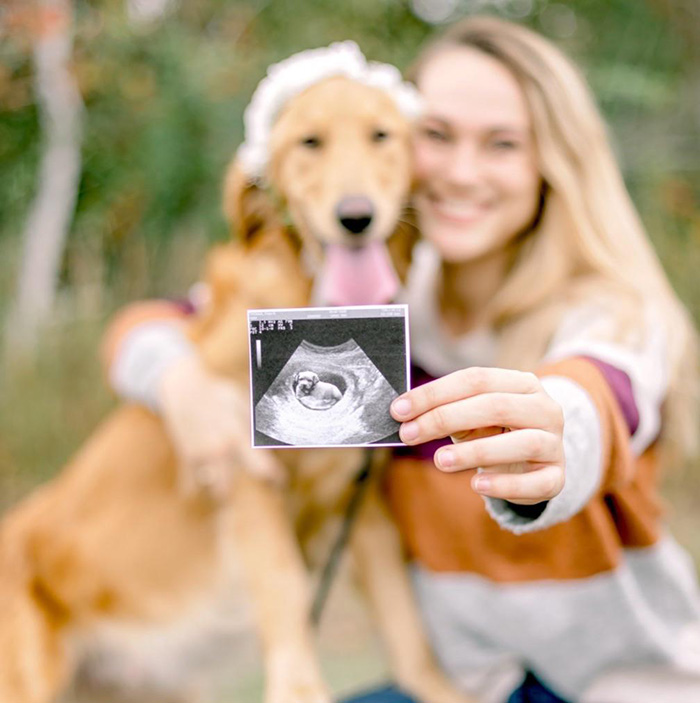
[444,142,482,187]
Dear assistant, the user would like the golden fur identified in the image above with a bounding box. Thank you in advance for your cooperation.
[0,76,474,703]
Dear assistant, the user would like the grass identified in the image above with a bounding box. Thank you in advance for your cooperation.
[0,318,115,506]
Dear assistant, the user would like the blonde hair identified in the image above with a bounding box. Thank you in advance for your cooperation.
[411,16,698,462]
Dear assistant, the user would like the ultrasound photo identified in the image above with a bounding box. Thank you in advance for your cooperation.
[248,305,410,448]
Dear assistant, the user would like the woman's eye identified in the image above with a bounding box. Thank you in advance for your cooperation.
[491,139,519,151]
[372,129,390,142]
[421,126,449,142]
[301,135,322,149]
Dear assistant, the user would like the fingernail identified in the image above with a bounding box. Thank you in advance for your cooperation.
[392,397,412,418]
[437,448,455,469]
[473,476,491,493]
[400,421,419,442]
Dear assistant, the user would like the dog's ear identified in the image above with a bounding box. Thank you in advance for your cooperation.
[387,204,421,284]
[222,157,283,245]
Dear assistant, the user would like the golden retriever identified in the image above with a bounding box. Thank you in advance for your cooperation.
[0,72,475,703]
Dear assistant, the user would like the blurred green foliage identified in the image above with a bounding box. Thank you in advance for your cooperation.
[1,0,697,306]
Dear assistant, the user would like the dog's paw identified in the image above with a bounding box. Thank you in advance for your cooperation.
[265,655,332,703]
[265,676,332,703]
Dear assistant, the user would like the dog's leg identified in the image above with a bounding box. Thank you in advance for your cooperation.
[350,481,479,703]
[0,536,70,703]
[228,470,331,703]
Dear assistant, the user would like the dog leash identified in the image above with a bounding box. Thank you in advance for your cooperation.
[309,448,374,628]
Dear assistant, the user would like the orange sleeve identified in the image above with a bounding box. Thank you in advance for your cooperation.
[535,357,635,491]
[99,300,191,383]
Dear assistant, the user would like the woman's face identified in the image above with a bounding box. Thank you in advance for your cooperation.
[413,46,542,263]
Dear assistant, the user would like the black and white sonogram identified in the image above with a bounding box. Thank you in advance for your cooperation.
[248,305,410,448]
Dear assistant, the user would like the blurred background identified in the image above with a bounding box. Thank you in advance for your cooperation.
[1,0,699,699]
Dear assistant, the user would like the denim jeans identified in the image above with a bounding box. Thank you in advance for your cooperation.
[341,672,571,703]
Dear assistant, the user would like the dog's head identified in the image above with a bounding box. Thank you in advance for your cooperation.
[223,45,420,284]
[293,371,319,396]
[268,76,413,249]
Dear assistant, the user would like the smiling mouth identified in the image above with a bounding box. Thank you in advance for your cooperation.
[425,195,488,224]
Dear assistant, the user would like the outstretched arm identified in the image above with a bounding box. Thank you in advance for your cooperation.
[390,358,639,534]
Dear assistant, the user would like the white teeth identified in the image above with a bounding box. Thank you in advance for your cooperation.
[433,199,484,219]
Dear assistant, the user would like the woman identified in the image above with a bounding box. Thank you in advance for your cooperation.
[380,17,700,703]
[102,16,700,703]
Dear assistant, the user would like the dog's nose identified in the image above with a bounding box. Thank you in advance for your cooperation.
[336,196,374,235]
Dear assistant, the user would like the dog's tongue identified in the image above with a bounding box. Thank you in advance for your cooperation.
[318,242,399,306]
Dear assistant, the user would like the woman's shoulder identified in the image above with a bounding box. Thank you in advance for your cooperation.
[547,279,667,366]
[544,281,669,456]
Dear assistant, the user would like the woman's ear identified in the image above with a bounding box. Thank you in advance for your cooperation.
[222,158,282,244]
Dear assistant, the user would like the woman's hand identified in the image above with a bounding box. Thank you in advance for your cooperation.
[158,353,285,500]
[390,367,565,505]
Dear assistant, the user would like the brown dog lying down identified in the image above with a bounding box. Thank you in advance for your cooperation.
[0,46,477,703]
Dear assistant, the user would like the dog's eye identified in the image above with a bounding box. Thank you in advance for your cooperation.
[372,129,390,143]
[301,135,322,149]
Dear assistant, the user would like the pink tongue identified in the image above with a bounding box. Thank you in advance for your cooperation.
[318,242,400,306]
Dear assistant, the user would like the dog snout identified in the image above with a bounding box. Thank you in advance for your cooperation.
[336,196,374,235]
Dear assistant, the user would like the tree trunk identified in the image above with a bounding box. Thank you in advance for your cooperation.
[5,0,83,359]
